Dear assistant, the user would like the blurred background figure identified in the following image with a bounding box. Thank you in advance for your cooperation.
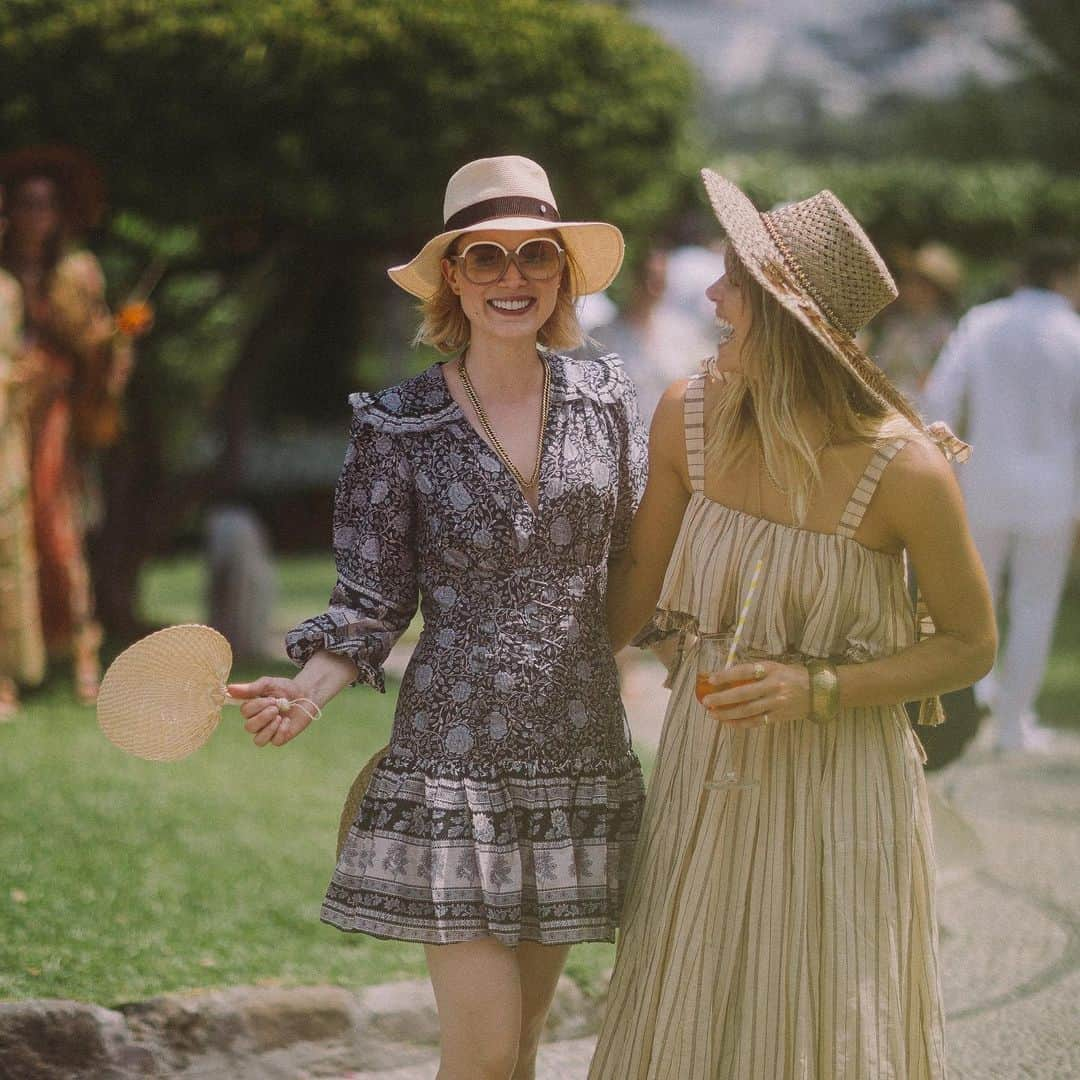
[0,145,135,704]
[206,504,277,661]
[874,241,964,404]
[923,238,1080,752]
[0,182,46,718]
[587,245,715,423]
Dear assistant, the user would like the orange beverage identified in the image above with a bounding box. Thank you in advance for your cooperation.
[696,674,755,708]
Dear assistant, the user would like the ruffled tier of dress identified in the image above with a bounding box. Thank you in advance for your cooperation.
[325,747,645,946]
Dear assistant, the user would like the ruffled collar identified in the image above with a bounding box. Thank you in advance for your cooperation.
[349,351,630,433]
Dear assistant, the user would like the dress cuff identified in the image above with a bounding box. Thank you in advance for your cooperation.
[285,622,387,693]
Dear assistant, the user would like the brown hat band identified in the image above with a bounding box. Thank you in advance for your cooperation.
[444,196,560,231]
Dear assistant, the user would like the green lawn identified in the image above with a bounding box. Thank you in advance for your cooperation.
[0,555,612,1005]
[4,553,1076,1007]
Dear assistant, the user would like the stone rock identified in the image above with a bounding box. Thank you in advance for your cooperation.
[237,986,354,1053]
[118,990,248,1068]
[0,999,132,1080]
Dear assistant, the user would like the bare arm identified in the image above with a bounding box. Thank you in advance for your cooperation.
[705,438,997,722]
[834,438,996,706]
[607,381,693,652]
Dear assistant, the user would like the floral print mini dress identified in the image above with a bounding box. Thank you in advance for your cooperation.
[287,353,647,945]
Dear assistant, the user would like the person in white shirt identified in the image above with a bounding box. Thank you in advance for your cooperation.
[588,247,716,423]
[923,240,1080,751]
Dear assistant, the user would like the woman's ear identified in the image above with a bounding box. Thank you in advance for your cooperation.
[441,258,461,296]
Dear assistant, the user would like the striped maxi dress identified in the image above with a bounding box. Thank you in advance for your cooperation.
[590,374,947,1079]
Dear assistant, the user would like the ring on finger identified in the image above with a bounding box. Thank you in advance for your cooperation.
[752,662,766,681]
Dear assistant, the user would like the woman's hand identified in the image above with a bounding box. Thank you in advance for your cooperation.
[701,661,811,728]
[227,675,317,748]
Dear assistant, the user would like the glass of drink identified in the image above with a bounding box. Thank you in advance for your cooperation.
[697,635,760,792]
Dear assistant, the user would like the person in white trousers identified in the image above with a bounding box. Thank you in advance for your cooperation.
[923,240,1080,751]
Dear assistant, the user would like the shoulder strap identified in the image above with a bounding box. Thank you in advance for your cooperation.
[836,438,908,538]
[684,373,706,493]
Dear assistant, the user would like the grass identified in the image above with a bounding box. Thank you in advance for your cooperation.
[4,554,1077,1007]
[0,555,613,1004]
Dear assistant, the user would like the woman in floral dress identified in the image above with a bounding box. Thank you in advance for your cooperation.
[231,156,646,1080]
[0,183,46,717]
[0,146,134,704]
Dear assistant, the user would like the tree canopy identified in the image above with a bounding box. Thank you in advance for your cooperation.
[0,0,693,250]
[0,1,695,632]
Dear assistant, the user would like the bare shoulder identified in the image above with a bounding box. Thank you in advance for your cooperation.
[651,378,691,442]
[876,433,962,525]
[649,378,692,481]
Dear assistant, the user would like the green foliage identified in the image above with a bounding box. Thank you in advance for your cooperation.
[713,152,1080,258]
[0,0,694,248]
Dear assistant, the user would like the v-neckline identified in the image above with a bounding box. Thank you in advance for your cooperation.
[437,358,553,518]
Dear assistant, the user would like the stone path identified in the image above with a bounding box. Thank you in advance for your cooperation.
[352,654,1080,1079]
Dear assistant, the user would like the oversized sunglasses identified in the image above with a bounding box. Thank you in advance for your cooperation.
[451,237,566,285]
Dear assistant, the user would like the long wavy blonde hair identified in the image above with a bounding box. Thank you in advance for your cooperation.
[705,245,914,524]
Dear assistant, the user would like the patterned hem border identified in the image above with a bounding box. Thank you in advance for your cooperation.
[319,912,618,947]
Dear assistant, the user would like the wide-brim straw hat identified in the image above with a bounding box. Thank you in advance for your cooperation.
[0,144,107,233]
[701,168,941,436]
[388,155,624,300]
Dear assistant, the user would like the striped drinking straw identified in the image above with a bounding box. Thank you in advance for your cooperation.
[725,557,765,670]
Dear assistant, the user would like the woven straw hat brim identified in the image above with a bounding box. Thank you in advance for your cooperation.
[700,169,927,432]
[388,217,625,300]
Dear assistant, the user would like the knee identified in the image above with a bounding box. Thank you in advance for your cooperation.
[443,1030,520,1080]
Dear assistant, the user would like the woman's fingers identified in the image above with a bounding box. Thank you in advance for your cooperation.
[243,699,285,733]
[252,714,282,747]
[228,676,279,700]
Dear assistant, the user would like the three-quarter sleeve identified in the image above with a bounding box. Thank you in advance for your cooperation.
[285,405,419,691]
[609,367,648,558]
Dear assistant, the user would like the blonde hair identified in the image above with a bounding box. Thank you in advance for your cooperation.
[705,245,914,524]
[414,232,585,354]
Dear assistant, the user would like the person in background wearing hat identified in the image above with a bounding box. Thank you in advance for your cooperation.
[923,238,1080,754]
[229,156,646,1080]
[589,172,996,1079]
[0,183,46,717]
[0,146,137,704]
[874,241,964,405]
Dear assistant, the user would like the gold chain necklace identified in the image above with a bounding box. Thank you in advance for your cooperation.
[458,351,551,491]
[760,424,834,495]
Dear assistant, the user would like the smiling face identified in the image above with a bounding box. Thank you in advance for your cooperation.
[441,229,562,349]
[704,250,753,373]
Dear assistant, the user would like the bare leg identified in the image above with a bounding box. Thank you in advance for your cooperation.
[512,941,571,1080]
[426,938,522,1080]
[0,676,18,720]
[73,620,102,705]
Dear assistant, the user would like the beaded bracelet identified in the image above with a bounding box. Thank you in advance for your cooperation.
[806,660,841,724]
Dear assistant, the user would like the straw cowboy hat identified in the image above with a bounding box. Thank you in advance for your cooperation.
[700,168,959,441]
[0,144,107,233]
[388,155,624,300]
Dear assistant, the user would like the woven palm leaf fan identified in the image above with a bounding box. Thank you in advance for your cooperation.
[96,624,236,761]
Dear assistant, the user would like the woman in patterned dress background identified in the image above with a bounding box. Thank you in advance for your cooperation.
[0,182,46,717]
[0,146,136,704]
[589,173,997,1078]
[230,157,647,1080]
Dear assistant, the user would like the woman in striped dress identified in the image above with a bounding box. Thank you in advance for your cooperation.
[589,173,996,1079]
